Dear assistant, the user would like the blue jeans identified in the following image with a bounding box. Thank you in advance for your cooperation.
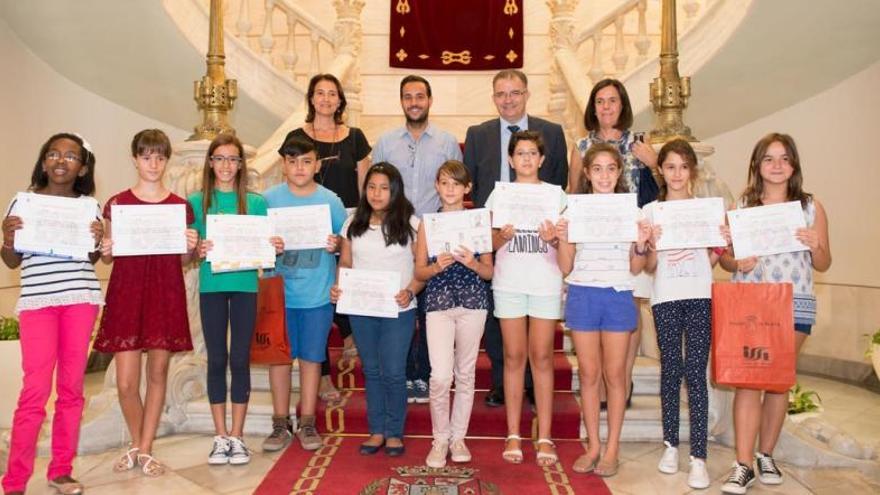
[350,309,416,439]
[406,291,431,382]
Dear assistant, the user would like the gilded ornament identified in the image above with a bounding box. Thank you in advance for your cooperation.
[506,49,518,63]
[396,48,408,61]
[441,50,472,65]
[509,27,514,39]
[504,0,519,16]
[418,54,430,59]
[400,26,406,38]
[396,0,411,14]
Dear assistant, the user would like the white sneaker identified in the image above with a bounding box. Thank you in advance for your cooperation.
[208,435,230,465]
[228,436,251,465]
[449,438,472,463]
[657,441,679,474]
[425,439,449,468]
[688,456,710,489]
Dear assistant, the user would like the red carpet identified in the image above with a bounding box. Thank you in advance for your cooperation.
[254,436,612,495]
[307,388,582,439]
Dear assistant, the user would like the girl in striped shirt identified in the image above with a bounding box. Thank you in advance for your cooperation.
[556,143,651,477]
[1,132,103,495]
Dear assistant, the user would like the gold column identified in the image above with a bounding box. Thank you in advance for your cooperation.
[649,0,695,143]
[190,0,238,140]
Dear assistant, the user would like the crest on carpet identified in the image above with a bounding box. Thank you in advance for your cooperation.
[359,465,501,494]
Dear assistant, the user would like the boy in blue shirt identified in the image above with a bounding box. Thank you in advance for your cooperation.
[261,136,347,452]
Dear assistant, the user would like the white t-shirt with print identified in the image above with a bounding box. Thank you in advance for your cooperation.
[487,183,565,297]
[341,215,420,312]
[643,200,713,305]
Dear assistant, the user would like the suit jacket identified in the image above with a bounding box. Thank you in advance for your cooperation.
[463,115,568,208]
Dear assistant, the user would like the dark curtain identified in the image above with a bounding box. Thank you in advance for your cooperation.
[389,0,524,71]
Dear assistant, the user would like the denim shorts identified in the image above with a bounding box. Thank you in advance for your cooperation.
[565,285,637,332]
[493,290,562,320]
[795,323,812,336]
[286,304,333,363]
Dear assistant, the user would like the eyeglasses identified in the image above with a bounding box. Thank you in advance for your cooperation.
[493,90,526,99]
[210,155,242,165]
[45,151,82,164]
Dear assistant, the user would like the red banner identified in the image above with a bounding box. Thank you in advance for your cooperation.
[389,0,524,71]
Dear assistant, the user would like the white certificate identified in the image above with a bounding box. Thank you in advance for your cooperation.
[268,204,332,251]
[336,268,400,318]
[727,201,808,259]
[565,193,638,243]
[12,192,98,260]
[111,204,187,256]
[206,215,276,272]
[490,182,562,229]
[423,208,492,257]
[652,197,727,250]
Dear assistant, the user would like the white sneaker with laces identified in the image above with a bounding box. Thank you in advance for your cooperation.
[208,435,230,465]
[657,441,679,474]
[228,436,251,465]
[449,438,471,463]
[688,456,710,489]
[425,440,449,468]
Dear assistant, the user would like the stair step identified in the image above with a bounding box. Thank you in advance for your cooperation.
[182,390,690,442]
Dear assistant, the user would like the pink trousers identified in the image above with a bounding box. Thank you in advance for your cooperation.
[426,307,487,442]
[2,303,98,492]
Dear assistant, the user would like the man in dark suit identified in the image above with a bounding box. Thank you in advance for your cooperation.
[463,69,567,407]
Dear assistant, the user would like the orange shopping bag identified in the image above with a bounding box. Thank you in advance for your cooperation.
[711,282,795,393]
[250,275,291,365]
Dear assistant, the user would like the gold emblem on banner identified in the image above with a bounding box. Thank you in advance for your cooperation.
[506,49,518,63]
[509,27,515,39]
[418,54,430,59]
[396,48,408,62]
[396,0,411,14]
[504,0,519,16]
[441,50,472,65]
[484,55,496,60]
[400,26,405,38]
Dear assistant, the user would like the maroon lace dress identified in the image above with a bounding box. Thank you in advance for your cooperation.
[93,189,194,353]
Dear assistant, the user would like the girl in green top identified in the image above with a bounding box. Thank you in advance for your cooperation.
[189,134,282,465]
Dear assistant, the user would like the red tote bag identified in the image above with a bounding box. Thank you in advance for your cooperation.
[711,282,796,393]
[250,275,291,365]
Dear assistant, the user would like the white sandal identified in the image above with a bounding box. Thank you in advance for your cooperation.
[112,447,139,473]
[137,453,166,477]
[535,438,558,467]
[502,435,523,464]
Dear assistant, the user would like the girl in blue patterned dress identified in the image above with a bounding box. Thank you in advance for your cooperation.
[414,161,493,468]
[719,133,831,494]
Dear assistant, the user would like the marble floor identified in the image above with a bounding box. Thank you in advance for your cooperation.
[2,373,879,494]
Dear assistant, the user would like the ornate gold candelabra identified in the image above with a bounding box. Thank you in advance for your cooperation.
[649,0,695,143]
[190,0,238,140]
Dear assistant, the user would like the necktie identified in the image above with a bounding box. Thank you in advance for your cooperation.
[507,125,521,134]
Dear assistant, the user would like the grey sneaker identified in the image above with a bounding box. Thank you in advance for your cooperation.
[449,438,472,463]
[296,416,323,451]
[208,435,230,465]
[262,415,293,452]
[413,379,430,404]
[406,380,416,404]
[228,436,251,465]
